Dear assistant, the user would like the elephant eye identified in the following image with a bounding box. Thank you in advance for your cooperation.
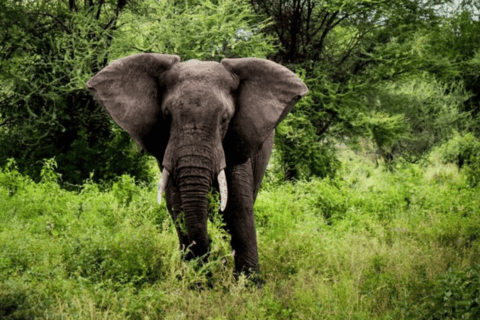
[221,113,228,123]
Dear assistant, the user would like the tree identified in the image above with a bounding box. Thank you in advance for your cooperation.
[0,0,274,185]
[421,8,480,130]
[0,0,140,185]
[249,0,463,178]
[111,0,275,61]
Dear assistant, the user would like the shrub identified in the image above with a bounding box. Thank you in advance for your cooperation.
[436,131,480,168]
[434,131,480,187]
[404,265,480,320]
[112,174,139,206]
[372,76,469,162]
[464,160,480,188]
[0,159,29,197]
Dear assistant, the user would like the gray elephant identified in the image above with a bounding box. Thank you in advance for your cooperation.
[87,54,307,277]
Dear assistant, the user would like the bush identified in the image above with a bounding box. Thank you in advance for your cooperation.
[0,159,29,197]
[0,0,275,187]
[436,131,480,168]
[434,132,480,187]
[464,160,480,188]
[404,265,480,320]
[274,68,341,181]
[1,143,480,319]
[370,76,469,162]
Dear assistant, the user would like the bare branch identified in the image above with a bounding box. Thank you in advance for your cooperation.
[314,11,339,58]
[96,0,104,20]
[305,0,314,46]
[34,13,72,34]
[0,118,14,127]
[309,9,329,40]
[69,0,78,12]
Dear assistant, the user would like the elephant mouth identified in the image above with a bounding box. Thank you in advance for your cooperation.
[157,168,228,211]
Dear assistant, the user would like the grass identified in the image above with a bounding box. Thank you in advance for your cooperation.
[1,147,479,319]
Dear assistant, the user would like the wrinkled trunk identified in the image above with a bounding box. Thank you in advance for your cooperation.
[176,163,212,259]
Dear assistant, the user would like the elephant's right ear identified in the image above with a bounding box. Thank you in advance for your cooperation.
[87,53,180,157]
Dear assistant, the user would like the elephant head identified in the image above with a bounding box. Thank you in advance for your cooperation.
[87,53,307,263]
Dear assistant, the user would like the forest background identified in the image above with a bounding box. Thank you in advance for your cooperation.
[1,0,480,319]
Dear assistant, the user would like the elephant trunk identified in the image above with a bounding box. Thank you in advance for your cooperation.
[158,168,228,211]
[177,164,212,259]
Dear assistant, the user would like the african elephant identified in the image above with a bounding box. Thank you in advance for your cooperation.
[87,54,307,277]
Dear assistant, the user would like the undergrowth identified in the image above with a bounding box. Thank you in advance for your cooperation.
[1,144,479,319]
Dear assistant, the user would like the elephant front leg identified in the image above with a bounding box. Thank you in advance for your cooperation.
[223,160,260,277]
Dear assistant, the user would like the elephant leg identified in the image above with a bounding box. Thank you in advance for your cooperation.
[165,177,191,257]
[223,159,259,276]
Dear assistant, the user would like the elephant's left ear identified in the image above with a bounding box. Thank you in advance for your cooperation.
[221,58,308,164]
[86,53,180,158]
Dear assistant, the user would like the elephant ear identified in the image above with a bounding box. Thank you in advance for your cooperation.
[87,53,180,158]
[221,58,308,164]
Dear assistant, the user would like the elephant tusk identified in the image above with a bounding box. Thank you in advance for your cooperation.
[157,169,170,204]
[218,170,228,211]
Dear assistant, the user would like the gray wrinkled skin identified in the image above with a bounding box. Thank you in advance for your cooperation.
[87,54,307,277]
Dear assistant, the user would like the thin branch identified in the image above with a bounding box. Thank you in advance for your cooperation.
[96,0,104,20]
[309,8,329,39]
[0,118,14,127]
[305,0,314,46]
[329,13,349,32]
[336,33,361,67]
[103,16,116,30]
[69,0,78,12]
[335,24,379,68]
[314,11,339,57]
[35,13,72,34]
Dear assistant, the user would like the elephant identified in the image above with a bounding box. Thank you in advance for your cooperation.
[87,53,307,278]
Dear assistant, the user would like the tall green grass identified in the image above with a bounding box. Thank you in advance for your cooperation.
[1,147,479,319]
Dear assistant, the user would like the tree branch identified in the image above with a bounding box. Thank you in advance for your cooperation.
[0,118,14,127]
[314,11,339,58]
[69,0,78,12]
[305,0,314,46]
[36,13,72,34]
[96,0,104,20]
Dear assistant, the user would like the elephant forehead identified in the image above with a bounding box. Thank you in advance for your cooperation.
[169,61,236,88]
[167,84,234,113]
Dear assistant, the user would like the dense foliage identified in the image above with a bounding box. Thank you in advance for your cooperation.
[1,1,480,318]
[1,0,479,181]
[0,0,148,185]
[1,143,480,319]
[0,0,274,185]
[250,0,480,178]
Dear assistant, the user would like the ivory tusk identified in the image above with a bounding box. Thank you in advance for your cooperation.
[157,169,170,204]
[218,170,228,211]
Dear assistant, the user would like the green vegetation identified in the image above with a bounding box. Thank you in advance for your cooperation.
[0,0,274,185]
[2,0,480,318]
[2,0,479,183]
[1,140,479,319]
[252,0,480,179]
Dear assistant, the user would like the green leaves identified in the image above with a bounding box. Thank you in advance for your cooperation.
[274,68,341,180]
[254,0,480,175]
[0,0,276,184]
[405,265,480,319]
[356,112,408,152]
[112,0,275,61]
[0,0,131,184]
